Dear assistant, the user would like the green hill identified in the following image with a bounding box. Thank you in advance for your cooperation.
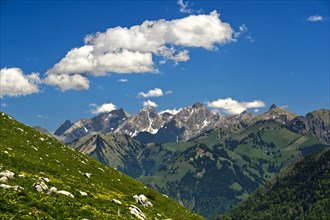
[0,112,203,219]
[138,120,327,219]
[220,148,330,219]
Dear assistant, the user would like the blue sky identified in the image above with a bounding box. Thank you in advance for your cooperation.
[1,0,329,131]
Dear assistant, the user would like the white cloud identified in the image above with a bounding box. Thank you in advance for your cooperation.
[254,109,259,113]
[177,0,193,14]
[0,67,41,97]
[138,88,164,98]
[159,108,182,115]
[1,102,8,107]
[165,90,173,95]
[44,74,89,91]
[234,24,248,38]
[143,100,158,108]
[307,15,324,22]
[45,11,233,90]
[90,103,117,115]
[207,98,265,115]
[245,35,255,43]
[118,78,128,83]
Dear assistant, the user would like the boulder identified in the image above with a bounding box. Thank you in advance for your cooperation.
[128,205,146,220]
[0,170,14,179]
[133,194,153,207]
[0,184,23,191]
[84,173,92,178]
[33,181,48,192]
[79,191,88,196]
[47,187,57,195]
[57,190,74,198]
[0,176,8,182]
[0,184,12,189]
[40,177,50,182]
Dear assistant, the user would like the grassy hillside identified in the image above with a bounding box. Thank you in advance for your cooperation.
[220,148,330,219]
[0,112,203,219]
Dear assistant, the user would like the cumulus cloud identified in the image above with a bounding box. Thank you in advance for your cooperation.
[45,11,233,90]
[138,88,164,98]
[143,100,158,108]
[207,98,265,115]
[90,103,117,115]
[177,0,193,14]
[0,67,41,97]
[118,78,128,83]
[44,74,89,91]
[306,15,324,22]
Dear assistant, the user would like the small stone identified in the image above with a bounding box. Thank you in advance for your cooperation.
[57,190,74,198]
[79,191,88,196]
[112,199,122,205]
[0,176,8,182]
[84,173,92,178]
[47,187,57,195]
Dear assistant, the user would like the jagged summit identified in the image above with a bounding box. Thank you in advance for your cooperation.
[54,102,328,145]
[269,104,278,109]
[54,119,73,136]
[192,102,204,109]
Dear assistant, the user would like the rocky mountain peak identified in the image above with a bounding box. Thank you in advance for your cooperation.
[253,104,297,124]
[140,106,156,113]
[192,102,205,109]
[54,119,73,136]
[269,104,278,109]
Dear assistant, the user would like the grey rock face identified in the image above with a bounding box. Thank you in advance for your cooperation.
[58,109,129,143]
[114,106,172,136]
[54,120,73,136]
[289,109,330,144]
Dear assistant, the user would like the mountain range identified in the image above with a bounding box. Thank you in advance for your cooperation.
[49,103,329,219]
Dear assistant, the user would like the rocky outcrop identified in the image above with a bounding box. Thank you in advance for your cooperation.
[133,194,153,207]
[128,205,146,220]
[115,106,172,136]
[289,109,330,144]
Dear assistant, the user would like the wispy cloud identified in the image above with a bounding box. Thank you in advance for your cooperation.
[37,114,49,119]
[177,0,193,14]
[143,100,158,108]
[90,103,117,115]
[306,15,324,22]
[207,98,265,115]
[118,78,128,83]
[165,90,173,95]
